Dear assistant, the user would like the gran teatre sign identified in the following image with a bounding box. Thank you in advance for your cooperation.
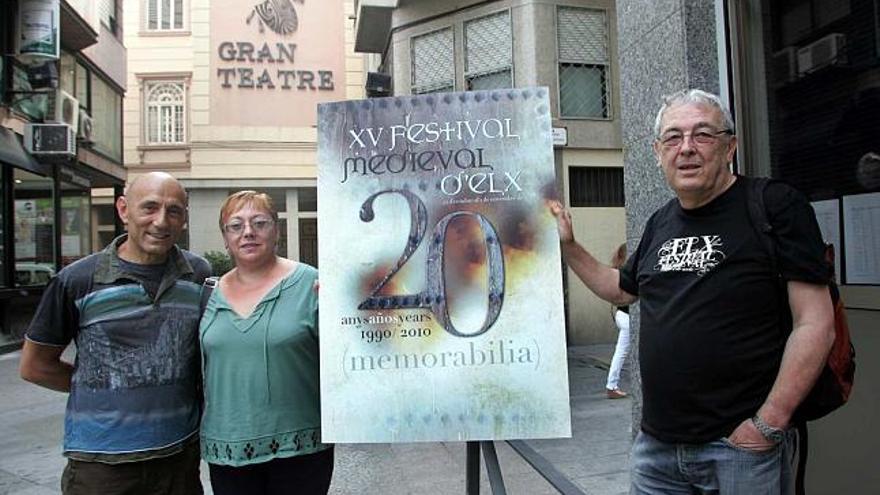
[210,0,345,127]
[215,41,334,91]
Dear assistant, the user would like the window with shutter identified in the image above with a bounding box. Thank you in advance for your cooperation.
[147,0,184,31]
[465,11,513,90]
[145,82,186,144]
[557,7,610,119]
[411,28,454,94]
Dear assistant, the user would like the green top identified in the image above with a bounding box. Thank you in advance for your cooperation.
[199,263,328,466]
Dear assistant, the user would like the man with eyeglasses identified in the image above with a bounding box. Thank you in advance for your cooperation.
[551,89,834,494]
[20,172,211,494]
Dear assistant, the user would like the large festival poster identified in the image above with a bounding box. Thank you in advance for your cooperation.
[317,87,571,443]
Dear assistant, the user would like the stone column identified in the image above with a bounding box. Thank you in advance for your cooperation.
[615,0,722,438]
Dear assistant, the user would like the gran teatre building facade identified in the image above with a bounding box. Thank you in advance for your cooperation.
[123,0,364,266]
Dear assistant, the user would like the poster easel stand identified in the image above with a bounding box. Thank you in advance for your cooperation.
[466,441,507,495]
[465,441,588,495]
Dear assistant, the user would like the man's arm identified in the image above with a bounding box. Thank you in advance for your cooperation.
[550,201,637,306]
[727,280,834,450]
[20,339,73,393]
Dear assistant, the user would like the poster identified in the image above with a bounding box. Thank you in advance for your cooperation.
[317,87,571,443]
[843,192,880,284]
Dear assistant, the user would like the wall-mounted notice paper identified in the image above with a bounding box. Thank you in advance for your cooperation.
[317,88,572,443]
[843,192,880,284]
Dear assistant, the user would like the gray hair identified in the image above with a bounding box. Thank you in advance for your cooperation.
[653,89,735,137]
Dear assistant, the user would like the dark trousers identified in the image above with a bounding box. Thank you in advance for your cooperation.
[61,441,203,495]
[208,447,334,495]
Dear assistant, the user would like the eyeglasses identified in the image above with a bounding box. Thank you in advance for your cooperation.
[223,217,275,236]
[658,128,733,149]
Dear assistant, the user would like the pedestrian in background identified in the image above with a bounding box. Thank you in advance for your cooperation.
[199,191,332,495]
[605,242,630,400]
[20,172,210,495]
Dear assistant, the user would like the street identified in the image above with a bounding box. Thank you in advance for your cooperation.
[0,346,630,494]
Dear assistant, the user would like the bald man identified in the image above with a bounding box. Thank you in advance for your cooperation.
[20,172,211,495]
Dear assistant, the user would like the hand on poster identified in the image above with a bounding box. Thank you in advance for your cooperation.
[549,200,575,244]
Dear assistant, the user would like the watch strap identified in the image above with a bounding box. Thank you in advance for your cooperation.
[752,414,785,443]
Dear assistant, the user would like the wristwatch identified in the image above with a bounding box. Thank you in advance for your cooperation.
[752,414,785,444]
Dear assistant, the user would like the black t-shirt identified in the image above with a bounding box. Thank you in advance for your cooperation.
[619,176,829,444]
[117,258,166,298]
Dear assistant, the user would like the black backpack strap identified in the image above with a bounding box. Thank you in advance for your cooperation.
[200,276,219,316]
[745,176,777,268]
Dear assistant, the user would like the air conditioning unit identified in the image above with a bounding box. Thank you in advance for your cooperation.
[24,123,76,156]
[365,72,392,97]
[797,33,846,76]
[46,89,79,134]
[78,111,94,143]
[771,47,797,87]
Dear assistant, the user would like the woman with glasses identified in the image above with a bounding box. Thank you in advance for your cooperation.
[199,190,332,495]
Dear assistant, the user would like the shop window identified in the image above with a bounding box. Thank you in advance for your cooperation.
[91,76,123,160]
[568,167,624,207]
[276,218,288,258]
[61,184,91,267]
[147,0,185,31]
[557,7,610,119]
[297,188,317,212]
[734,0,878,285]
[411,28,454,94]
[14,169,55,287]
[265,189,288,213]
[465,12,513,90]
[144,81,186,145]
[299,219,318,268]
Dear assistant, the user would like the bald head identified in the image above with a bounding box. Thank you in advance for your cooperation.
[125,172,187,204]
[116,172,188,264]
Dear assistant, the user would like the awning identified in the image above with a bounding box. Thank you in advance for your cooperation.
[0,127,50,176]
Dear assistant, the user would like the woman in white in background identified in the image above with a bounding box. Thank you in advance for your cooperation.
[606,243,630,399]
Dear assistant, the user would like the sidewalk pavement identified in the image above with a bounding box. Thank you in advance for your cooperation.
[0,345,631,495]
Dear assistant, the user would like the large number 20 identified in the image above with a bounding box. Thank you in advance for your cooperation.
[357,189,505,337]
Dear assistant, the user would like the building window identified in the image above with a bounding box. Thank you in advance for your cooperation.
[75,61,90,108]
[147,0,184,31]
[557,7,610,119]
[98,0,118,35]
[465,11,513,90]
[569,167,624,207]
[411,28,454,94]
[144,82,186,144]
[91,75,123,160]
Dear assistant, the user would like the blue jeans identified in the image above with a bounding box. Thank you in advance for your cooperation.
[631,429,798,495]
